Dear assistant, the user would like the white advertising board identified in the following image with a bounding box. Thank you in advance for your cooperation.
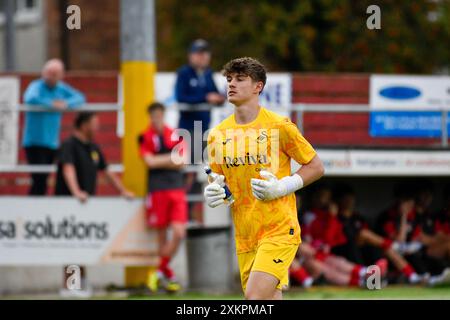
[0,197,158,266]
[0,77,20,165]
[292,149,450,176]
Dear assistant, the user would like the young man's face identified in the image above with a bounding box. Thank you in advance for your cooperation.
[83,116,99,141]
[150,109,164,133]
[226,73,263,106]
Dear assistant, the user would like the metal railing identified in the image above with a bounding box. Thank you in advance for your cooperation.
[2,102,449,176]
[1,103,121,173]
[17,103,122,113]
[1,103,204,202]
[291,103,449,148]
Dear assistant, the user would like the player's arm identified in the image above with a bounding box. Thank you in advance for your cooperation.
[143,153,184,170]
[293,154,324,188]
[104,170,134,199]
[90,147,132,199]
[251,121,324,201]
[396,199,415,242]
[396,207,409,242]
[139,133,185,170]
[62,164,88,202]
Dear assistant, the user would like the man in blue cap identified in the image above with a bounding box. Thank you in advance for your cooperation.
[175,39,225,202]
[175,39,225,161]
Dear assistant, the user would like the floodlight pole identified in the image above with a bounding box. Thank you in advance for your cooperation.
[120,0,158,287]
[4,0,16,71]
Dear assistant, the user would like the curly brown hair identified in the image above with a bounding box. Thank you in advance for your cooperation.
[222,57,267,92]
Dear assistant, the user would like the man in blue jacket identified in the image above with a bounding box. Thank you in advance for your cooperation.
[22,59,86,195]
[175,39,225,160]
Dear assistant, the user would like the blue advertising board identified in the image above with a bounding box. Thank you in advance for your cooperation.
[370,111,450,138]
[369,76,450,138]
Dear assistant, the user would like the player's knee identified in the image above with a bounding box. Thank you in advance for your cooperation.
[173,226,186,240]
[245,288,268,300]
[244,290,259,300]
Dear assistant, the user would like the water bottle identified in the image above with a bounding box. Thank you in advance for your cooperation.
[204,166,235,206]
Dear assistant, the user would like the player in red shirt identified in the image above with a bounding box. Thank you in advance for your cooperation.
[375,181,450,284]
[139,102,188,293]
[434,184,450,236]
[334,184,421,284]
[291,185,387,287]
[414,182,450,278]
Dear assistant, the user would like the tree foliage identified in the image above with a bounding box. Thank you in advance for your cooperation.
[156,0,450,74]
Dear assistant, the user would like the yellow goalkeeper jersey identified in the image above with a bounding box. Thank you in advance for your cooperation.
[207,107,317,254]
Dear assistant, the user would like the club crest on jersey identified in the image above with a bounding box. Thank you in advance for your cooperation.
[91,150,99,164]
[256,131,268,143]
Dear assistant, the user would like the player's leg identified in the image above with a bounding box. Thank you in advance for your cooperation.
[425,234,450,259]
[324,255,370,286]
[357,228,386,247]
[25,147,51,195]
[159,190,188,277]
[246,243,298,300]
[245,271,280,300]
[289,259,314,288]
[157,222,186,284]
[324,255,356,273]
[157,227,169,255]
[358,229,421,282]
[297,242,317,259]
[272,288,282,300]
[157,190,187,291]
[145,191,170,291]
[164,190,188,257]
[289,244,316,287]
[319,261,352,285]
[160,223,186,256]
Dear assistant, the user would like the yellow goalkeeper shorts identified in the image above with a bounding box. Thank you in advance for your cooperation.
[237,242,299,292]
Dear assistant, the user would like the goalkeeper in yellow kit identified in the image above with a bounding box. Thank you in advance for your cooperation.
[204,57,324,300]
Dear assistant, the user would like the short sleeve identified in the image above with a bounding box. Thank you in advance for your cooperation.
[280,120,316,165]
[139,132,154,157]
[207,129,224,175]
[58,141,75,165]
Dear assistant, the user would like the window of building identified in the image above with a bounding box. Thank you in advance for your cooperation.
[0,0,42,25]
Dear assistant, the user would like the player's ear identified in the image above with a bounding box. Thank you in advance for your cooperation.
[254,81,264,94]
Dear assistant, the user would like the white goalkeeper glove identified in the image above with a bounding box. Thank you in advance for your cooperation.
[203,174,227,208]
[250,170,304,201]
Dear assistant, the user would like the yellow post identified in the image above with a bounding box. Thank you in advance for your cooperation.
[120,0,158,287]
[121,62,156,196]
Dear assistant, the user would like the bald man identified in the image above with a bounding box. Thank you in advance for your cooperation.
[22,59,86,195]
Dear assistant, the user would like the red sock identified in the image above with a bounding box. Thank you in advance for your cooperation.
[290,267,310,284]
[349,265,363,286]
[401,264,414,278]
[159,256,174,279]
[380,238,393,251]
[375,258,388,277]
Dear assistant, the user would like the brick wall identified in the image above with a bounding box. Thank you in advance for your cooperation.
[1,73,120,196]
[292,73,444,148]
[46,0,120,71]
